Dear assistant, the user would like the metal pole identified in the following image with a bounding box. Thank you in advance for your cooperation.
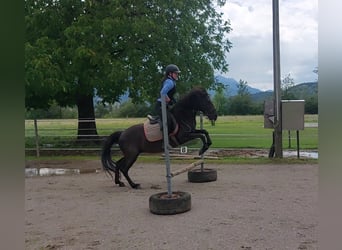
[272,0,283,157]
[199,112,204,171]
[288,130,291,148]
[268,131,275,158]
[34,119,40,157]
[161,95,172,196]
[296,130,300,159]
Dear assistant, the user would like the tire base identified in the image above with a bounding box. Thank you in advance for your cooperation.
[149,191,191,215]
[188,168,217,183]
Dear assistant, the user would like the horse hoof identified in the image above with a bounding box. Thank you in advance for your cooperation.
[118,182,126,187]
[133,184,141,189]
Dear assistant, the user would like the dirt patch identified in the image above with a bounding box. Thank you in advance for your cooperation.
[25,159,102,171]
[210,148,269,157]
[25,160,318,250]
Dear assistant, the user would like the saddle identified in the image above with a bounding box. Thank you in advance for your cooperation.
[147,115,160,125]
[144,115,179,145]
[147,114,177,131]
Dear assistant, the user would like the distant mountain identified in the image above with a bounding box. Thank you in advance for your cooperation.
[211,75,318,104]
[212,75,262,96]
[250,81,318,103]
[250,90,273,103]
[287,81,318,99]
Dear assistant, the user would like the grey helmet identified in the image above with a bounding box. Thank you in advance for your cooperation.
[165,64,181,74]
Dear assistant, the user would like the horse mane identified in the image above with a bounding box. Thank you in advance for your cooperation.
[184,86,206,96]
[175,86,208,107]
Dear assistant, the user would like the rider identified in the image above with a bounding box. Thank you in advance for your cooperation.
[154,64,180,132]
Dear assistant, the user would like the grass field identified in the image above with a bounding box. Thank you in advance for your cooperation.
[25,115,318,150]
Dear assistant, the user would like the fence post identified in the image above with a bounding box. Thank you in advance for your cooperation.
[34,119,40,157]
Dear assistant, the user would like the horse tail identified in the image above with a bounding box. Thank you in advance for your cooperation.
[101,131,123,179]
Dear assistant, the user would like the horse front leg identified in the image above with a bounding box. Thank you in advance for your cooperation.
[185,132,209,155]
[193,129,212,147]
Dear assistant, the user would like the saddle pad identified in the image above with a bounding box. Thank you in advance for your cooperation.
[144,120,163,142]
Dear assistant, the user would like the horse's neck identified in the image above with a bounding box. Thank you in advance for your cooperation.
[172,107,196,127]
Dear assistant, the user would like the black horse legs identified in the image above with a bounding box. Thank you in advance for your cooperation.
[191,129,212,155]
[114,158,126,187]
[116,155,141,189]
[197,129,212,146]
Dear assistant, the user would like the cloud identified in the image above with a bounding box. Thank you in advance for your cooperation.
[217,0,318,91]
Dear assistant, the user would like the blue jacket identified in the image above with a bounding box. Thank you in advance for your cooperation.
[157,77,176,103]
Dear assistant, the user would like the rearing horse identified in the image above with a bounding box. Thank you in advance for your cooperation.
[101,87,217,189]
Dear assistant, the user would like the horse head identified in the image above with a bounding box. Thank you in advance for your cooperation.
[181,87,218,125]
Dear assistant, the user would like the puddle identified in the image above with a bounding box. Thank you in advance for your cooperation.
[25,168,99,177]
[283,150,318,159]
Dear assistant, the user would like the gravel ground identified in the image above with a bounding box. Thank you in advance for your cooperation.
[25,160,318,250]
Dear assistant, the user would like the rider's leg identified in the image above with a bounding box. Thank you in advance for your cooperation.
[154,101,163,130]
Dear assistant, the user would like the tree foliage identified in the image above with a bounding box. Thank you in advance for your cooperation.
[211,79,264,115]
[229,79,253,115]
[25,0,232,136]
[237,79,249,96]
[281,73,296,100]
[212,88,229,115]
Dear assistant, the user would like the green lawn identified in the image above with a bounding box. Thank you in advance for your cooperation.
[25,115,318,150]
[206,115,317,149]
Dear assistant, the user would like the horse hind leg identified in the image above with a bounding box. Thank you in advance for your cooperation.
[102,156,125,187]
[114,158,126,187]
[118,154,140,189]
[115,169,125,187]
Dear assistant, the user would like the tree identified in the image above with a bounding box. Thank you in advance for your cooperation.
[305,96,318,114]
[25,0,232,137]
[237,79,249,96]
[117,100,151,118]
[228,79,253,115]
[213,89,228,115]
[281,73,296,100]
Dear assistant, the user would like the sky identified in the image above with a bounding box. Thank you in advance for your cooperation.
[217,0,318,91]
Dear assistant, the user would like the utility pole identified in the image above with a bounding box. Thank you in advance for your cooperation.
[272,0,283,157]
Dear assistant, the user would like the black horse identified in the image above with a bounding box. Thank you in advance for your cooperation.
[101,87,218,189]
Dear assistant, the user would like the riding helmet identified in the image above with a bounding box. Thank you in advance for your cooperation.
[165,64,181,74]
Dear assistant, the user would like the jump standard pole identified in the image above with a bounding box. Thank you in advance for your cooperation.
[161,94,172,197]
[149,95,192,215]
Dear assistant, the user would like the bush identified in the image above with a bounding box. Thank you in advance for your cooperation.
[118,100,153,118]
